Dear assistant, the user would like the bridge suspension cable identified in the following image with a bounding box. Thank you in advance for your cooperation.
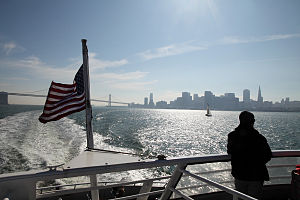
[5,92,130,105]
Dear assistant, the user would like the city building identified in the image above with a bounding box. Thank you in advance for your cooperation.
[156,100,168,109]
[149,93,155,108]
[257,86,263,104]
[182,92,192,108]
[285,97,290,105]
[215,93,239,110]
[243,89,250,103]
[204,91,214,109]
[193,94,199,101]
[144,97,148,106]
[193,93,203,109]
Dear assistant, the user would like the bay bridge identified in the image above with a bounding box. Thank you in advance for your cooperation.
[0,92,131,106]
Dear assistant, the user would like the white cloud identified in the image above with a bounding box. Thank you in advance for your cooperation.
[137,33,300,62]
[68,52,128,71]
[18,56,45,68]
[90,71,154,92]
[1,41,25,55]
[138,42,206,60]
[1,55,148,87]
[264,34,300,41]
[89,53,128,70]
[92,71,148,81]
[0,56,76,81]
[0,53,131,82]
[1,77,30,81]
[3,42,16,55]
[221,33,300,45]
[110,80,158,91]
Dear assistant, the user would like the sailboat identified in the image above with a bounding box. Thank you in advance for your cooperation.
[205,104,212,117]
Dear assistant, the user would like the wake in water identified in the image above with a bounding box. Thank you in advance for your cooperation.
[0,110,159,186]
[0,110,88,173]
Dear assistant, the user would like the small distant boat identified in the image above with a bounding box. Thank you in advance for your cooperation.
[205,104,212,117]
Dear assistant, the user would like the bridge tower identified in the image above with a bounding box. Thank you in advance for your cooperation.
[0,92,8,105]
[108,94,112,107]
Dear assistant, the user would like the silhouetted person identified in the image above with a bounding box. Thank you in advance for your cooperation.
[227,111,272,200]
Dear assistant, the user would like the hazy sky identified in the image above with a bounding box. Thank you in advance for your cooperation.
[1,0,300,105]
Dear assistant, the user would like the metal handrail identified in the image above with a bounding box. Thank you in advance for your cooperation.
[35,162,296,194]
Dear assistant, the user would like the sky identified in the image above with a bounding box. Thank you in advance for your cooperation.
[0,0,300,105]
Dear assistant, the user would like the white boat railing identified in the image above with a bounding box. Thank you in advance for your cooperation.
[0,150,299,200]
[35,162,296,195]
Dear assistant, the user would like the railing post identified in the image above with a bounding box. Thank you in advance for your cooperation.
[90,175,99,200]
[160,163,187,200]
[137,180,153,200]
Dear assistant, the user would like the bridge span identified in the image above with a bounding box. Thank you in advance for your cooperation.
[3,92,130,106]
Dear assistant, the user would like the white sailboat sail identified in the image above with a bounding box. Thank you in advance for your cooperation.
[205,104,212,116]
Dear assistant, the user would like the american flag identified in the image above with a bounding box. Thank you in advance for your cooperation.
[39,65,86,123]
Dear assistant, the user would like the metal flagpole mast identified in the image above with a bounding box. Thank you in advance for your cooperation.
[82,39,94,150]
[82,39,99,200]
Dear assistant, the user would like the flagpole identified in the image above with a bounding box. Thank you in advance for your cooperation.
[82,39,99,200]
[81,39,94,149]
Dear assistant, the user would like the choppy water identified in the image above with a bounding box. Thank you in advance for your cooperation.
[0,105,299,188]
[69,107,300,156]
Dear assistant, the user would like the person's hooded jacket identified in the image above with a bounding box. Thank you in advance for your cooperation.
[227,125,272,181]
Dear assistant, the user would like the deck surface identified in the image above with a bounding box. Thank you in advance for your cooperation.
[64,150,144,169]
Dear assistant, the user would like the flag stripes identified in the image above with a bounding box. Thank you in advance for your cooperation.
[39,65,86,123]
